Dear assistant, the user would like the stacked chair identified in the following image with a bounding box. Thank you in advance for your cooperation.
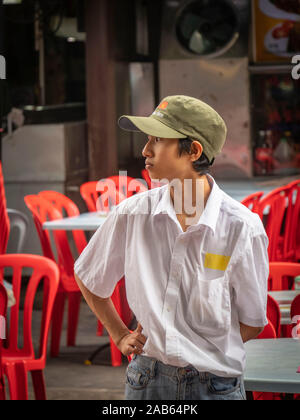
[240,191,264,213]
[242,179,300,400]
[0,282,7,400]
[0,163,60,399]
[0,163,10,256]
[0,254,59,400]
[24,194,81,358]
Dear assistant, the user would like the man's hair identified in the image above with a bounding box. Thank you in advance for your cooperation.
[178,137,212,176]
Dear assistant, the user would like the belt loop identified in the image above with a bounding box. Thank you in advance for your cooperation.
[149,358,157,379]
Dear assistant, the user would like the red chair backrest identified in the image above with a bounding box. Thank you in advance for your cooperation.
[80,181,99,212]
[0,162,10,255]
[269,262,300,291]
[258,183,300,262]
[0,254,59,363]
[81,177,148,212]
[257,192,287,262]
[24,195,77,288]
[96,181,127,212]
[107,175,148,198]
[80,180,128,212]
[24,195,56,261]
[257,319,277,339]
[241,191,264,214]
[267,294,281,337]
[0,282,7,397]
[38,191,87,255]
[283,179,300,260]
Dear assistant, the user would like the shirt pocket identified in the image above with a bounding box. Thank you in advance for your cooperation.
[192,271,231,337]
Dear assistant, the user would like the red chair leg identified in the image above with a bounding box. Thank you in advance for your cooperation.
[109,336,122,367]
[67,291,81,347]
[31,370,47,400]
[0,379,6,400]
[5,362,28,400]
[50,291,66,357]
[281,324,293,338]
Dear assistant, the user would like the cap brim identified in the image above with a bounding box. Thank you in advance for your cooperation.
[118,115,187,139]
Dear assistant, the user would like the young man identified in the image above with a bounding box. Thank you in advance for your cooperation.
[74,95,269,400]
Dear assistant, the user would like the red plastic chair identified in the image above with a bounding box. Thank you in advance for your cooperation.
[80,181,100,212]
[24,194,82,357]
[0,282,7,400]
[270,180,300,263]
[38,191,86,254]
[24,194,132,366]
[0,162,10,255]
[38,190,106,336]
[283,180,300,262]
[257,320,277,339]
[240,191,264,214]
[267,294,281,338]
[107,175,148,198]
[141,169,162,189]
[0,254,59,400]
[96,181,128,212]
[38,190,133,343]
[268,262,300,291]
[257,191,287,262]
[259,183,300,263]
[80,180,127,212]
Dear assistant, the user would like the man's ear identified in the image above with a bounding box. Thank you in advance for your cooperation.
[191,140,203,161]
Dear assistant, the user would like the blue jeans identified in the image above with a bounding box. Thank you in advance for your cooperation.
[125,354,246,400]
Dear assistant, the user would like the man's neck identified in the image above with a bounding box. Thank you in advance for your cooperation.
[169,174,212,217]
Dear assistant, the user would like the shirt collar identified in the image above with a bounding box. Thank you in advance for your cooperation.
[153,174,223,235]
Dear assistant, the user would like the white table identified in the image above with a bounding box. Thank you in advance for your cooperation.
[42,211,108,231]
[244,338,300,394]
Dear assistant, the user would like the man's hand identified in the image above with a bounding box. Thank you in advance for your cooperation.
[116,322,147,356]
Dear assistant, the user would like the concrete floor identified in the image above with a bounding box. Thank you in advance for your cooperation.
[5,300,128,400]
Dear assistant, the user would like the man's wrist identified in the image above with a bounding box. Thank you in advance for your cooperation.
[114,329,131,347]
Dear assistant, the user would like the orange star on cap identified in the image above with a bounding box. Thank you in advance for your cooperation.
[158,101,169,110]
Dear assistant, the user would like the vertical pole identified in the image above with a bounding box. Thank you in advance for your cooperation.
[34,1,45,105]
[85,0,118,181]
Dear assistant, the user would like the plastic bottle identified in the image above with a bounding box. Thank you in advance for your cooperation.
[273,132,294,163]
[294,275,300,290]
[258,130,265,147]
[265,130,274,149]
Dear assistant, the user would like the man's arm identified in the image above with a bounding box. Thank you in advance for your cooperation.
[239,322,264,343]
[74,274,146,355]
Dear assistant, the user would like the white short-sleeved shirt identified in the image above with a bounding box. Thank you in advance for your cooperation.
[74,174,269,377]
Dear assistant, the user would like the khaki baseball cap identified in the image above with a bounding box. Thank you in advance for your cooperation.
[118,95,227,163]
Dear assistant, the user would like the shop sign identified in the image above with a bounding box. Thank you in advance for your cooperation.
[252,0,300,63]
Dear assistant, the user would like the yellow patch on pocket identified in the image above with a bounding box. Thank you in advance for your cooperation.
[204,253,231,271]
